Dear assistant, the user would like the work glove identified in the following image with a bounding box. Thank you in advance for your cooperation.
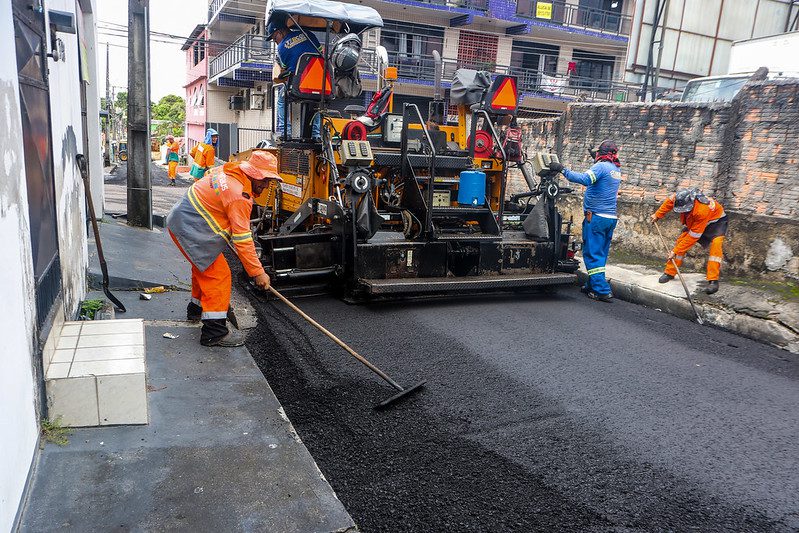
[548,162,564,173]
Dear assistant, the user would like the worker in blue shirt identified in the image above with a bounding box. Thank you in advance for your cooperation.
[268,21,322,140]
[549,140,622,302]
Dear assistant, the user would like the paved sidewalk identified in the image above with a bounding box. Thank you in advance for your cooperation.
[21,218,356,532]
[579,259,799,354]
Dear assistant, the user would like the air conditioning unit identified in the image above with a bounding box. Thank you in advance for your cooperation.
[228,95,245,111]
[250,92,265,110]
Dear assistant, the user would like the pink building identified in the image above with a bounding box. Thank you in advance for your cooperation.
[182,25,208,151]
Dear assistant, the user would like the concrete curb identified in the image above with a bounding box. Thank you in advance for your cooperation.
[577,270,698,322]
[578,268,799,354]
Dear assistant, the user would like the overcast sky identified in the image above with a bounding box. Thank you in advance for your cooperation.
[97,0,207,101]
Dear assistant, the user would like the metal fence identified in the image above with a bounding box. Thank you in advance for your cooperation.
[515,0,633,36]
[238,127,273,152]
[401,0,489,11]
[362,49,639,103]
[209,34,274,80]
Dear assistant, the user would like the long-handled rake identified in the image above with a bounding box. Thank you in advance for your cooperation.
[225,242,425,409]
[653,221,704,325]
[265,286,426,409]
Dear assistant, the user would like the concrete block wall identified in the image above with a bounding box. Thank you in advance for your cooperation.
[512,79,799,280]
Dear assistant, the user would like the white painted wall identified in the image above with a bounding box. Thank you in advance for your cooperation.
[0,2,39,529]
[0,1,98,528]
[46,0,90,316]
[80,2,105,219]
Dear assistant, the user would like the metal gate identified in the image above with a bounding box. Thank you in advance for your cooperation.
[14,1,61,327]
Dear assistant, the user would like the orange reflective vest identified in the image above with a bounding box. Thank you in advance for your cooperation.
[654,195,726,256]
[167,141,180,163]
[190,142,215,169]
[166,162,265,277]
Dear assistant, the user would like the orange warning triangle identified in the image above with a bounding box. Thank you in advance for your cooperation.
[299,57,331,95]
[491,78,517,111]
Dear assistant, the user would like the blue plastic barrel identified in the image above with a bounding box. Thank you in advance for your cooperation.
[457,170,487,206]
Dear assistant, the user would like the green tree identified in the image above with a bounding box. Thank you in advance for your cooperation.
[114,91,128,123]
[152,94,185,137]
[114,91,127,113]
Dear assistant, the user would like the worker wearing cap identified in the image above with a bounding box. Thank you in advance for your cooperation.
[166,135,180,185]
[189,128,219,180]
[267,20,321,140]
[549,140,622,302]
[166,151,278,346]
[650,188,727,295]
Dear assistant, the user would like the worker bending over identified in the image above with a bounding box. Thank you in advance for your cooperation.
[549,140,622,302]
[166,135,180,186]
[190,128,219,180]
[650,188,727,295]
[166,151,276,346]
[267,19,321,140]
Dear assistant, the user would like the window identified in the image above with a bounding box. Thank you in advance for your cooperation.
[570,49,615,90]
[192,40,205,66]
[577,0,623,32]
[380,21,444,81]
[511,41,559,73]
[510,40,560,92]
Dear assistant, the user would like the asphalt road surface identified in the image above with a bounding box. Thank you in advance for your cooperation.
[244,285,799,532]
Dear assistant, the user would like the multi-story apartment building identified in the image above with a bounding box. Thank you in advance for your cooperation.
[183,24,209,153]
[185,0,638,157]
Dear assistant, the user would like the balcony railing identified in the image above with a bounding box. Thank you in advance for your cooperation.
[208,0,225,21]
[394,0,489,11]
[515,0,632,36]
[209,34,274,79]
[361,49,639,104]
[208,0,266,24]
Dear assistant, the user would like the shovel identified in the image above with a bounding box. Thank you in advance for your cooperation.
[76,154,126,313]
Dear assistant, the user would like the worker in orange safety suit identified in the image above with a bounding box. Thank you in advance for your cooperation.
[650,188,728,295]
[166,135,180,185]
[166,151,279,346]
[189,128,218,180]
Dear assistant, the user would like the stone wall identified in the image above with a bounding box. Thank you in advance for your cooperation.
[511,79,799,280]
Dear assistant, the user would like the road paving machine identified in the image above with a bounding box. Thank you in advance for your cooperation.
[243,0,579,300]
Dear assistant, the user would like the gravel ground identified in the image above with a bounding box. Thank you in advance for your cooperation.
[240,278,799,532]
[106,161,193,187]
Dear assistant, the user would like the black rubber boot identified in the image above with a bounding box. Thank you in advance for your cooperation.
[200,318,231,346]
[659,273,675,283]
[187,302,202,322]
[705,280,719,295]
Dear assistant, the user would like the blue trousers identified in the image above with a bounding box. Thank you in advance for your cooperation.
[582,215,617,295]
[276,86,320,139]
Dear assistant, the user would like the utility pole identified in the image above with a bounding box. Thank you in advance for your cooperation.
[641,0,666,102]
[127,0,152,229]
[105,43,112,165]
[652,0,670,101]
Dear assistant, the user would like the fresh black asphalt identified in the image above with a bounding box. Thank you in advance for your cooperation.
[243,284,799,532]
